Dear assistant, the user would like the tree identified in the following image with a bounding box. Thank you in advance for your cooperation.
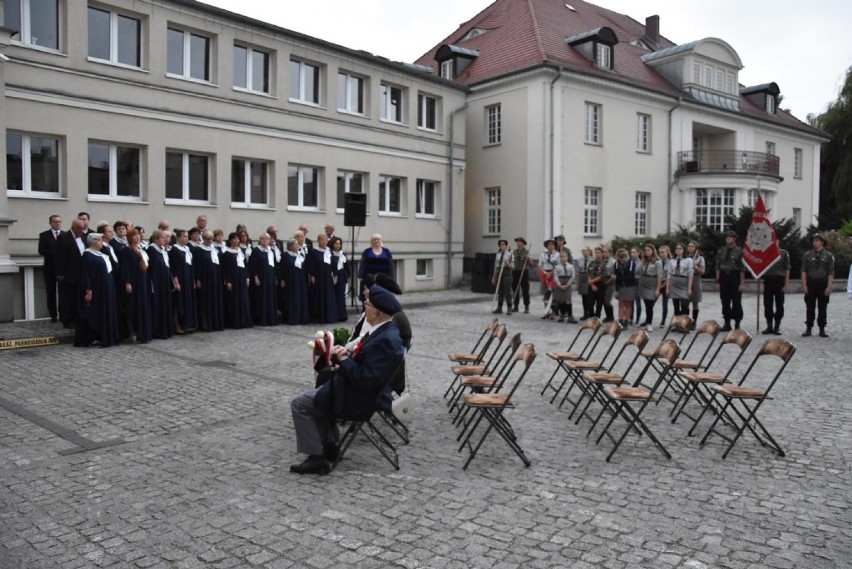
[812,66,852,228]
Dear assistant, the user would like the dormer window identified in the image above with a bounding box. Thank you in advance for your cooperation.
[766,95,775,114]
[435,44,479,80]
[440,60,453,80]
[566,27,618,71]
[596,44,611,69]
[741,82,780,116]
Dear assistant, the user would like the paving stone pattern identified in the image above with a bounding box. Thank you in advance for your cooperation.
[1,288,850,568]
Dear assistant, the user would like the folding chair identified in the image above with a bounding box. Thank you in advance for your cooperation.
[635,314,693,403]
[376,343,414,444]
[444,324,508,401]
[447,318,499,364]
[446,329,517,413]
[334,355,406,471]
[671,329,753,435]
[458,344,537,470]
[449,333,523,421]
[656,319,722,407]
[552,321,623,410]
[699,338,796,459]
[540,318,601,399]
[591,339,681,462]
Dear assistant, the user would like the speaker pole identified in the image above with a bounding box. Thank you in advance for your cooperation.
[350,225,358,309]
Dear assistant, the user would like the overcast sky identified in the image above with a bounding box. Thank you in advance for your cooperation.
[203,0,852,122]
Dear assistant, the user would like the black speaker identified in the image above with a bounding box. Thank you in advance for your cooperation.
[344,193,367,227]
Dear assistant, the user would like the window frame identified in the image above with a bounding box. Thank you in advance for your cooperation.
[636,113,651,153]
[765,141,776,156]
[231,158,270,208]
[233,43,271,95]
[337,70,365,115]
[634,191,649,237]
[378,175,404,216]
[287,164,321,211]
[417,93,438,131]
[485,103,501,146]
[87,141,142,201]
[485,187,501,235]
[166,26,212,83]
[440,60,453,80]
[336,170,365,213]
[165,151,211,205]
[585,102,601,145]
[726,73,736,95]
[380,82,405,124]
[87,6,142,69]
[794,147,803,179]
[289,58,321,105]
[416,258,434,280]
[6,0,60,51]
[6,132,61,197]
[415,179,438,218]
[694,188,735,231]
[595,43,612,69]
[583,186,601,236]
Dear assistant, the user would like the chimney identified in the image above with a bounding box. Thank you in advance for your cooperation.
[645,15,660,47]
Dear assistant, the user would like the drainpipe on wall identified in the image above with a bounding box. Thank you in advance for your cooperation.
[667,96,683,232]
[549,67,564,238]
[447,103,468,288]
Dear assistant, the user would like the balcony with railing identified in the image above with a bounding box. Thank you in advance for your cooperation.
[676,150,780,178]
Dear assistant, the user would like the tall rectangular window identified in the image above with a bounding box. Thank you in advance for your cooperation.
[765,141,776,156]
[794,148,803,179]
[418,94,437,130]
[289,59,320,104]
[337,71,364,114]
[792,208,802,230]
[692,62,701,84]
[167,28,210,81]
[636,113,651,153]
[378,175,402,214]
[88,142,141,199]
[336,170,364,212]
[233,45,269,94]
[380,83,404,123]
[715,69,724,92]
[416,179,438,217]
[440,60,453,79]
[287,165,319,209]
[595,43,611,69]
[166,151,209,203]
[231,159,268,207]
[88,7,141,67]
[726,73,736,95]
[5,0,58,50]
[584,187,600,236]
[747,189,759,208]
[585,103,601,145]
[485,187,501,235]
[6,133,60,195]
[695,188,734,231]
[634,192,649,237]
[486,104,501,145]
[704,65,714,88]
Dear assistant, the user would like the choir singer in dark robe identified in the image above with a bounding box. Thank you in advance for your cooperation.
[195,231,224,332]
[169,229,197,334]
[74,233,120,347]
[119,228,153,343]
[147,229,175,339]
[222,232,252,329]
[279,239,309,325]
[249,232,279,326]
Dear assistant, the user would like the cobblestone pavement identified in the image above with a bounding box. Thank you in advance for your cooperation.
[1,287,850,569]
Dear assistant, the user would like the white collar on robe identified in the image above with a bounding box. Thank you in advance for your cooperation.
[85,248,112,273]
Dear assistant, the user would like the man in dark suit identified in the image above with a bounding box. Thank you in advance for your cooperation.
[38,214,63,322]
[55,219,87,328]
[289,285,405,474]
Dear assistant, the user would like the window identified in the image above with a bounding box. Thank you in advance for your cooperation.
[6,133,60,195]
[585,102,601,145]
[165,151,209,203]
[233,45,269,94]
[287,165,319,209]
[726,73,736,95]
[595,43,611,69]
[336,170,364,212]
[485,187,501,235]
[337,71,364,114]
[440,60,453,79]
[167,28,210,81]
[88,142,141,199]
[794,148,803,179]
[380,83,404,123]
[416,259,433,279]
[765,141,776,156]
[88,7,141,67]
[694,188,734,231]
[231,159,269,207]
[692,62,701,84]
[5,0,58,50]
[634,192,649,237]
[747,189,759,208]
[417,94,438,131]
[766,95,775,114]
[636,113,651,153]
[289,59,320,104]
[485,104,501,145]
[378,175,403,215]
[584,187,600,236]
[792,208,802,230]
[704,65,714,88]
[715,69,724,92]
[416,179,438,217]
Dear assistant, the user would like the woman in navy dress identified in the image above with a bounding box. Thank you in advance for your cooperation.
[308,233,337,323]
[195,231,225,332]
[279,238,309,325]
[221,232,252,329]
[329,236,349,322]
[74,233,120,347]
[118,228,152,343]
[169,229,197,334]
[357,234,393,300]
[147,229,175,340]
[249,232,279,325]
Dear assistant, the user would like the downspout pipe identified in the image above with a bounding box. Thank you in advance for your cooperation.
[549,67,564,238]
[667,96,683,232]
[447,103,468,288]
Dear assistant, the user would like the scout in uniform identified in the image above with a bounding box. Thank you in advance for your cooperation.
[761,248,790,335]
[715,230,744,331]
[512,237,531,313]
[492,239,515,315]
[801,234,835,337]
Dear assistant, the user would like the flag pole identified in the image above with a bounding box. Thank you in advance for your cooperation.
[756,278,760,335]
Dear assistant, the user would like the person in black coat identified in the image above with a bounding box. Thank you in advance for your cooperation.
[221,232,252,329]
[249,232,279,326]
[147,229,175,339]
[169,229,198,334]
[194,231,225,332]
[38,214,63,322]
[308,233,337,323]
[74,233,120,347]
[54,219,87,328]
[329,236,349,322]
[279,239,309,325]
[118,228,153,343]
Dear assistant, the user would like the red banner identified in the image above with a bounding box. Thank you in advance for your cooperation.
[742,194,780,278]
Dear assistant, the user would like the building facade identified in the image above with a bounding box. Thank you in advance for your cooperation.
[0,0,467,321]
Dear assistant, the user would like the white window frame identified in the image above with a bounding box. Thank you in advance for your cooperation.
[7,0,59,51]
[636,113,651,153]
[233,44,270,95]
[595,43,611,69]
[794,148,803,179]
[87,6,142,68]
[440,60,453,80]
[165,151,210,204]
[792,208,802,230]
[287,164,320,210]
[87,142,142,201]
[6,132,61,197]
[336,170,365,213]
[704,65,714,88]
[166,27,211,82]
[726,73,736,95]
[585,102,601,145]
[337,71,364,115]
[485,187,501,235]
[415,179,438,218]
[766,95,776,114]
[692,62,701,84]
[485,104,501,145]
[694,188,735,231]
[380,83,404,123]
[231,158,270,208]
[378,175,404,216]
[747,189,759,208]
[584,187,601,236]
[417,93,438,131]
[416,259,433,280]
[289,58,320,105]
[765,141,776,156]
[634,192,649,237]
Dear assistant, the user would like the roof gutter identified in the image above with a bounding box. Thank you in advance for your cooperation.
[447,103,468,288]
[667,96,683,232]
[550,66,564,238]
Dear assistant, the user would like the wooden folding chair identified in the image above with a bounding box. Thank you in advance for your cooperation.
[591,339,681,462]
[444,324,508,401]
[553,321,623,410]
[699,338,796,459]
[447,318,499,363]
[636,314,693,403]
[656,319,722,407]
[449,333,523,423]
[540,317,602,399]
[671,329,753,435]
[458,344,537,470]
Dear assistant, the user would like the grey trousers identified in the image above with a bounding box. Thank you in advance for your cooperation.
[290,387,330,456]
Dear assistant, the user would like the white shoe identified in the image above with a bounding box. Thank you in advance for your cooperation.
[645,324,654,332]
